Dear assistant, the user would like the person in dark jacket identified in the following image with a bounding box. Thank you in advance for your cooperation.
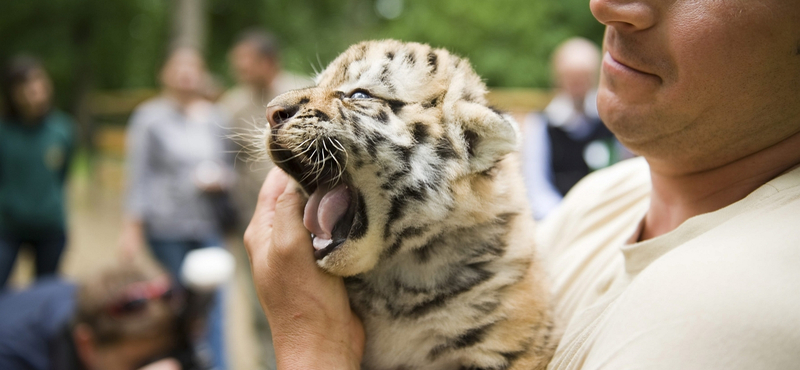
[520,38,630,220]
[0,55,75,287]
[0,261,182,370]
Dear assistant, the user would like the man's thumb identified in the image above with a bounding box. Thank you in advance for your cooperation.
[270,181,312,261]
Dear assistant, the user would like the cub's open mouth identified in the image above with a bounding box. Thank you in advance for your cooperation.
[269,139,358,260]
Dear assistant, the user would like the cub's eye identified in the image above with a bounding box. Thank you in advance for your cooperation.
[348,90,373,100]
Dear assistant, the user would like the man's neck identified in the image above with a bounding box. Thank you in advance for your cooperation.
[641,130,800,241]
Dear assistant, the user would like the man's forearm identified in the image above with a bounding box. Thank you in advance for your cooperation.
[272,331,360,370]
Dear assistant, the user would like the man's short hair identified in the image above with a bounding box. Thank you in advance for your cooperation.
[73,261,179,346]
[551,37,601,72]
[235,28,281,60]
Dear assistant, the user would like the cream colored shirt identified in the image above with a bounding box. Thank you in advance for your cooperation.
[539,157,800,370]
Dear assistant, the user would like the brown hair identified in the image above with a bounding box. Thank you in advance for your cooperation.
[235,28,281,60]
[73,261,180,347]
[1,54,46,120]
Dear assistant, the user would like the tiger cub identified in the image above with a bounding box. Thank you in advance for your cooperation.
[265,40,555,370]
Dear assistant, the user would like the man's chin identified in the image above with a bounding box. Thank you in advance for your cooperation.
[598,88,657,145]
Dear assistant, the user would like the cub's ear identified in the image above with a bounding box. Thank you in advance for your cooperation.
[453,101,520,173]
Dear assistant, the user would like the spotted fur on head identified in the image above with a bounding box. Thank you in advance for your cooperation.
[265,40,555,370]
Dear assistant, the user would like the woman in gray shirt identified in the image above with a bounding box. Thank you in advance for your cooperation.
[121,47,232,369]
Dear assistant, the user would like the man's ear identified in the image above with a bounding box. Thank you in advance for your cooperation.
[452,100,520,173]
[73,323,97,368]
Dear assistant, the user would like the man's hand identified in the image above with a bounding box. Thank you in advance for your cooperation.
[244,167,364,370]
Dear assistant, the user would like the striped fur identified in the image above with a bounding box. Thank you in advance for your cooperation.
[266,40,555,370]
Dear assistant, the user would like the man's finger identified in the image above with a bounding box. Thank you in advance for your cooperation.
[245,167,292,258]
[257,167,292,215]
[270,181,315,265]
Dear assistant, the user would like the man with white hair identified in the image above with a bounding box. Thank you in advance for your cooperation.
[217,29,312,370]
[521,37,627,220]
[219,29,313,227]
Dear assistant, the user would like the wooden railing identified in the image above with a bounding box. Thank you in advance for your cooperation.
[88,88,554,157]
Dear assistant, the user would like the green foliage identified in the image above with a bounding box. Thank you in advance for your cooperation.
[1,0,604,112]
[207,0,604,87]
[0,0,169,110]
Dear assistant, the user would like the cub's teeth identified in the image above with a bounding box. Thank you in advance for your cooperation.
[313,237,333,251]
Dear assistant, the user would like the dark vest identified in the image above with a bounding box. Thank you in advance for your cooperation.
[547,117,614,196]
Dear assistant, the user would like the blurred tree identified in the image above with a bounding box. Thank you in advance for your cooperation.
[0,0,169,148]
[0,0,170,103]
[173,0,206,52]
[1,0,604,130]
[204,0,604,87]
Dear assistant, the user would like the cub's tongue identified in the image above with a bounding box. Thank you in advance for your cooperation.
[303,183,351,250]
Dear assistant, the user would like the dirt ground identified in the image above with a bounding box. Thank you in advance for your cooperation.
[7,156,261,370]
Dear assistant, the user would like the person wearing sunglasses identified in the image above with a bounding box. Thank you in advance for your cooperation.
[0,261,187,370]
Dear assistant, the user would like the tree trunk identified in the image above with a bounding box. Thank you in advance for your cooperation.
[172,0,206,52]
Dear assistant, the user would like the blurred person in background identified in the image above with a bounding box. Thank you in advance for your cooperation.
[520,37,627,220]
[217,29,312,370]
[120,46,232,370]
[0,261,182,370]
[219,28,313,227]
[0,55,76,288]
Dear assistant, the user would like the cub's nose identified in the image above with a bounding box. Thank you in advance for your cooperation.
[266,105,299,128]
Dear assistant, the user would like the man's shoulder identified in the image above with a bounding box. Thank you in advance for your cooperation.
[0,279,76,331]
[0,279,77,370]
[536,158,651,319]
[589,222,800,368]
[596,166,800,363]
[542,157,650,228]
